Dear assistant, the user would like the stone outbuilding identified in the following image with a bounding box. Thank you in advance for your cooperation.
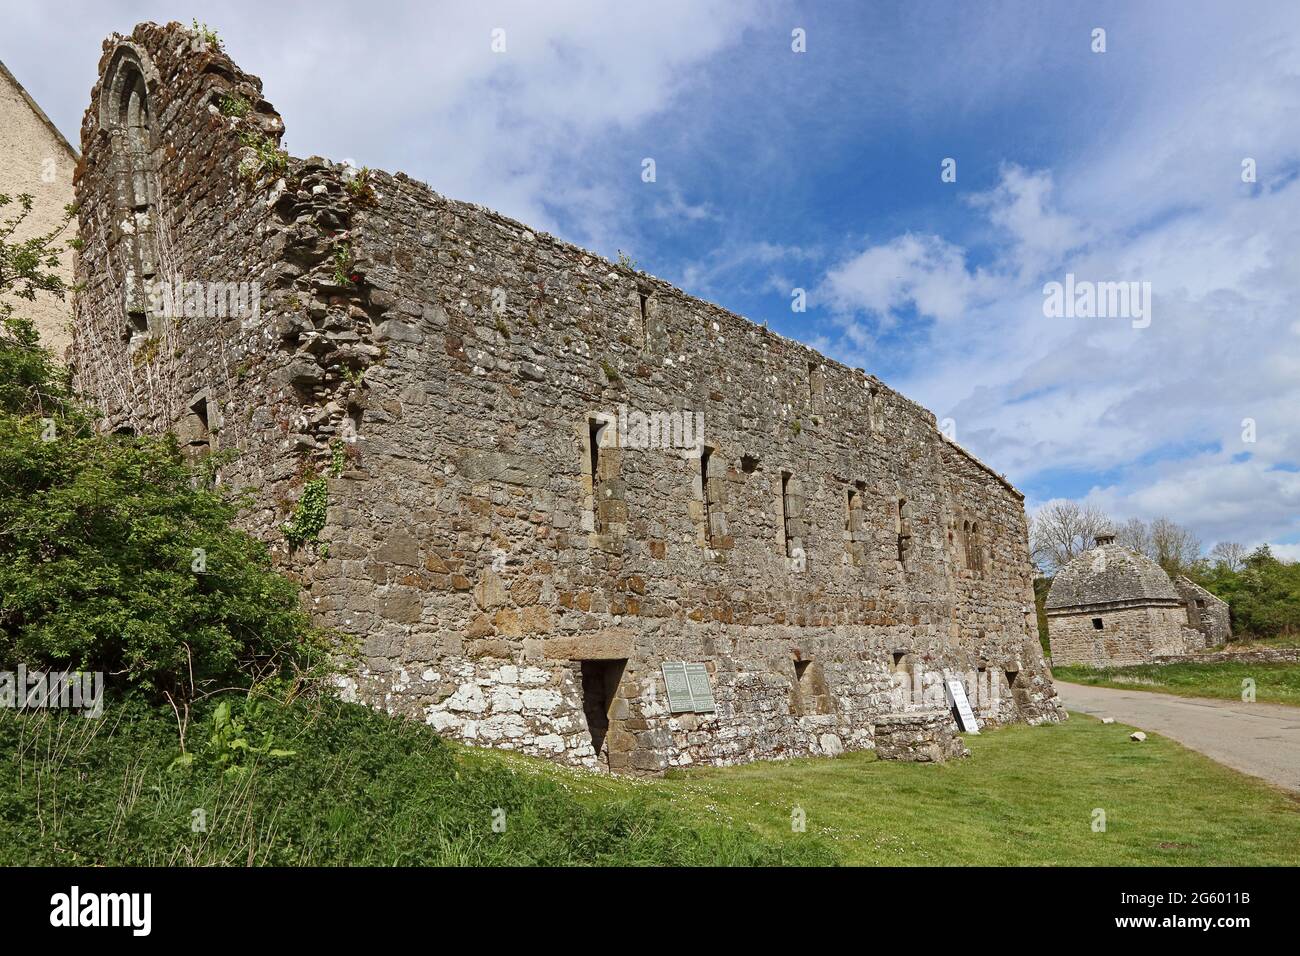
[1046,533,1230,666]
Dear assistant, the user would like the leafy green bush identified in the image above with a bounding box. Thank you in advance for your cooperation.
[0,696,837,866]
[0,321,330,704]
[1195,546,1300,639]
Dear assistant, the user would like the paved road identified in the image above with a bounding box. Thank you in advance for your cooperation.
[1055,681,1300,793]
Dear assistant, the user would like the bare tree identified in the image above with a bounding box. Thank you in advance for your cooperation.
[1115,517,1153,557]
[1029,501,1111,574]
[1210,540,1246,572]
[1149,516,1202,575]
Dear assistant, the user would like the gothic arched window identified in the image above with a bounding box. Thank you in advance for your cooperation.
[101,47,162,347]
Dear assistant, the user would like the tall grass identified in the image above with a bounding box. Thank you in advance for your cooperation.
[0,695,834,867]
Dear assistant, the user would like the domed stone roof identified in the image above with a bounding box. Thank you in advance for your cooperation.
[1045,539,1181,610]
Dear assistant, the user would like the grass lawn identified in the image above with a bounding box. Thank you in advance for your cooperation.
[1053,660,1300,707]
[6,696,1300,866]
[485,715,1300,866]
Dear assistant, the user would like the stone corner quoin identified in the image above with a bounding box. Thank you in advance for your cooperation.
[70,21,1065,775]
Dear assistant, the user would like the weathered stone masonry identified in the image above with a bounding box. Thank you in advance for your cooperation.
[72,23,1064,774]
[1046,535,1230,667]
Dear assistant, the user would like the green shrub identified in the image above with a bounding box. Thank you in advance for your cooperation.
[0,324,330,703]
[1195,546,1300,639]
[283,476,328,548]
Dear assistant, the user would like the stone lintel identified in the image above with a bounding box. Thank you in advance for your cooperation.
[542,630,634,661]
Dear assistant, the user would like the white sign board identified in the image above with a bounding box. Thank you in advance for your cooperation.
[944,679,980,734]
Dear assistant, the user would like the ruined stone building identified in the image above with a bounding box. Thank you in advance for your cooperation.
[1046,533,1230,667]
[71,22,1063,773]
[0,58,78,357]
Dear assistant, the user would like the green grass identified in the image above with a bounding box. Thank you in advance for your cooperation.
[1054,660,1300,708]
[1224,633,1300,649]
[491,717,1300,866]
[4,697,1298,866]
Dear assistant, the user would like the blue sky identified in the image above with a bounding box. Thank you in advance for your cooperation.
[6,0,1300,555]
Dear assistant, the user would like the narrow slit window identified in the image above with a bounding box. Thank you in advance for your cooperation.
[793,658,828,715]
[845,485,864,564]
[896,498,911,567]
[181,394,212,466]
[699,445,713,546]
[125,309,149,343]
[967,521,984,574]
[780,470,803,567]
[588,418,604,533]
[580,659,627,771]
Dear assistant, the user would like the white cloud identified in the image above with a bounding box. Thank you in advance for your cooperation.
[967,164,1089,277]
[820,233,991,325]
[813,13,1300,551]
[1270,544,1300,563]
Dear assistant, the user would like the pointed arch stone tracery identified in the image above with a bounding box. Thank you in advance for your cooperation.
[100,44,163,347]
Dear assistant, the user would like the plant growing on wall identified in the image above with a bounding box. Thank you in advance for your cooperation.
[218,93,251,118]
[238,131,288,181]
[343,166,376,205]
[331,242,361,287]
[190,20,223,52]
[283,476,329,549]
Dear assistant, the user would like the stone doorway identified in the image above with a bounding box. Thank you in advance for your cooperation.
[580,659,627,770]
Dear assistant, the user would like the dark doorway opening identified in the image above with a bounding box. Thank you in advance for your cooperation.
[580,659,627,766]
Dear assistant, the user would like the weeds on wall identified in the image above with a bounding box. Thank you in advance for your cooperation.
[343,166,377,206]
[238,130,288,182]
[331,242,357,287]
[218,93,251,118]
[190,20,222,51]
[283,442,349,550]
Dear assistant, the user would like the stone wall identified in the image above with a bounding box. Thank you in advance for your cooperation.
[72,22,1064,774]
[1153,647,1300,666]
[0,59,77,358]
[1048,603,1191,667]
[1173,576,1231,647]
[874,711,969,762]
